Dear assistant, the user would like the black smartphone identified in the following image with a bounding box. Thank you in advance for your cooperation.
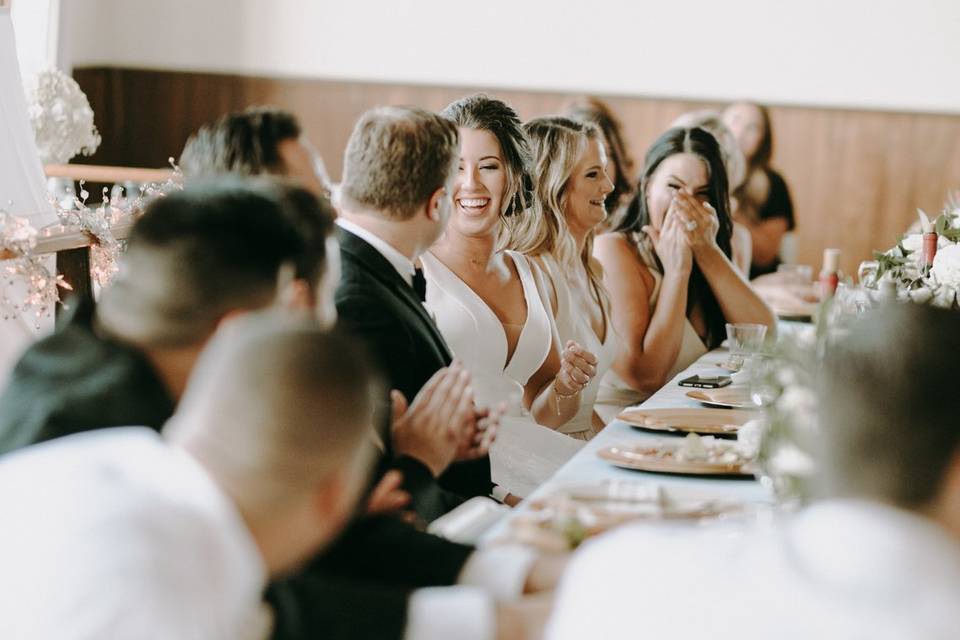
[679,375,732,389]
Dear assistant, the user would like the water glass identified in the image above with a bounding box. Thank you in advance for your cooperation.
[724,323,768,371]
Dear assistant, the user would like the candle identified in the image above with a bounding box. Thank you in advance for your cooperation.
[923,232,938,267]
[820,248,841,299]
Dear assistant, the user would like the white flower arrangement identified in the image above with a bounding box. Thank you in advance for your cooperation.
[24,68,101,165]
[748,335,820,503]
[863,195,960,310]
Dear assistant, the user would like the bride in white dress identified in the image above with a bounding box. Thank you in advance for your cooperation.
[0,2,57,386]
[508,116,619,439]
[422,95,598,498]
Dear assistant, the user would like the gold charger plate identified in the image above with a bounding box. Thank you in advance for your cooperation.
[686,387,758,409]
[598,445,753,476]
[618,407,758,435]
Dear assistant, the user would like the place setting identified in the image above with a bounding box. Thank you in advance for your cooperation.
[503,480,750,551]
[597,430,758,478]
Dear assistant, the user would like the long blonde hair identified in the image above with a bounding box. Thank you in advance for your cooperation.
[508,116,607,305]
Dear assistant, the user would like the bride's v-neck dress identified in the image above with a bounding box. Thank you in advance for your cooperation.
[421,250,583,498]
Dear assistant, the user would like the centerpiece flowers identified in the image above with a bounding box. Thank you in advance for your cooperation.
[864,194,960,308]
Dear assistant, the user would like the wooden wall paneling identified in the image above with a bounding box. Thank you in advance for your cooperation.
[71,67,960,277]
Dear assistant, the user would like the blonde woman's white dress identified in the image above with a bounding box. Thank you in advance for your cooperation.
[595,233,708,424]
[534,254,617,440]
[421,250,583,498]
[0,8,56,388]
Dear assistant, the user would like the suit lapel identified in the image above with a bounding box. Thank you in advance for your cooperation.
[337,228,453,363]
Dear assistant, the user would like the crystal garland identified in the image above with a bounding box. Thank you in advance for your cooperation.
[0,160,182,324]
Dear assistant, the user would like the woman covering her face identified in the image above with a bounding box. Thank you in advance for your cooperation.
[593,126,775,422]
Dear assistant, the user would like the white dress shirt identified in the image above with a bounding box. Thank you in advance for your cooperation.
[548,499,960,639]
[0,428,270,640]
[336,217,416,286]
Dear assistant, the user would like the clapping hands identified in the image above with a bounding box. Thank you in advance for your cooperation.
[390,361,499,478]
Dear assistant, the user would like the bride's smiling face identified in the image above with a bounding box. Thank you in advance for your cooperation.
[448,127,507,238]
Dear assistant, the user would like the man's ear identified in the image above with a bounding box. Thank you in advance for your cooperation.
[425,186,447,222]
[277,278,314,311]
[311,467,352,526]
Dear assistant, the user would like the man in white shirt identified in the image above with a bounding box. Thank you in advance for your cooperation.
[548,302,960,639]
[0,313,380,640]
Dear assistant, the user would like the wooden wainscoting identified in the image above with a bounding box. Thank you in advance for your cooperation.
[73,66,960,276]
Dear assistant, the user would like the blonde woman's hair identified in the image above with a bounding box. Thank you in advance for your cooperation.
[509,116,607,304]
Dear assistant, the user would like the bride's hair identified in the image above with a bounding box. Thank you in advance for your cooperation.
[441,94,533,220]
[509,116,606,303]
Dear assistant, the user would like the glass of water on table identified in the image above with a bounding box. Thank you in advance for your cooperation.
[723,323,768,372]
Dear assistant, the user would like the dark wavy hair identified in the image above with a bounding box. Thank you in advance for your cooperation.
[564,96,635,214]
[179,107,302,177]
[441,94,533,218]
[617,127,733,348]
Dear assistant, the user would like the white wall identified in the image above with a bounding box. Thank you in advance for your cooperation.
[58,0,960,114]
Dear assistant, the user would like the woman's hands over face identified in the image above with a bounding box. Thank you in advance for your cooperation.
[643,200,693,275]
[672,192,720,254]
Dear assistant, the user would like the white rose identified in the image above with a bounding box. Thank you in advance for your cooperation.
[931,244,960,289]
[909,286,934,304]
[900,233,923,254]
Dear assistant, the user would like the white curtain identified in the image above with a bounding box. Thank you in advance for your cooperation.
[0,6,57,387]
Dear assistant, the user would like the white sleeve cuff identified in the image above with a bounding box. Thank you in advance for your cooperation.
[404,586,494,640]
[458,545,537,600]
[491,485,510,502]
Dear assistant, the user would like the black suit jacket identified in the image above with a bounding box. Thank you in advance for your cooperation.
[335,227,493,503]
[0,294,475,640]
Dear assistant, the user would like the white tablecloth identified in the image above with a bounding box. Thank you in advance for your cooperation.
[484,344,779,542]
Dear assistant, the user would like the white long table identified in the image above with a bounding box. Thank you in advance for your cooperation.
[484,345,776,542]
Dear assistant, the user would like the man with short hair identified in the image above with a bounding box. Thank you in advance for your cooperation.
[0,314,379,639]
[336,106,495,503]
[548,303,960,639]
[180,106,332,200]
[0,179,336,452]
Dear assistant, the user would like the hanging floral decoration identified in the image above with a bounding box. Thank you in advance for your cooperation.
[0,160,183,324]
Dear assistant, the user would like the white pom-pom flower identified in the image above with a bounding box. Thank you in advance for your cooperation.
[931,244,960,290]
[24,69,101,165]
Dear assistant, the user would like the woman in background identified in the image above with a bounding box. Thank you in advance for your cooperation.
[594,127,775,422]
[565,97,636,229]
[722,102,795,278]
[422,95,596,496]
[671,109,752,275]
[510,116,616,439]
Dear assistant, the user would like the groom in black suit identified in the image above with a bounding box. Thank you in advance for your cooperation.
[335,106,494,504]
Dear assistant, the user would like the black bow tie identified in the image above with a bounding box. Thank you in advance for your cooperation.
[412,268,427,302]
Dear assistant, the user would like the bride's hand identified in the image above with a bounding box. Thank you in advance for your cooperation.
[555,341,598,397]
